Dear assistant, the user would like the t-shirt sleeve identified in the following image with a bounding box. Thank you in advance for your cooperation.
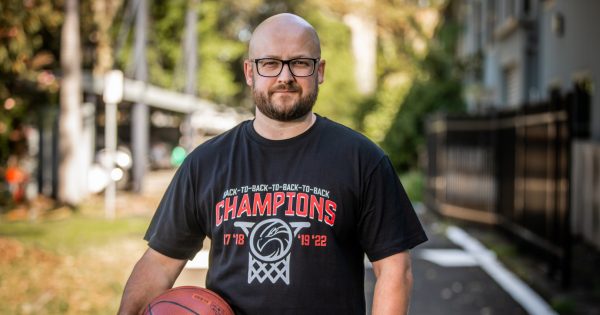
[144,158,206,260]
[358,156,428,262]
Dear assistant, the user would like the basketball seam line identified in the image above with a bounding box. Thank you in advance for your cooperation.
[148,300,201,315]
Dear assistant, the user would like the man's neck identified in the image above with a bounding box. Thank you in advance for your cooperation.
[253,110,316,140]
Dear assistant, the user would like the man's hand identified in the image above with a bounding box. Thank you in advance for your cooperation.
[371,251,413,315]
[117,248,187,315]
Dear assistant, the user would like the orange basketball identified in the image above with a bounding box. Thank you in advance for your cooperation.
[144,286,234,315]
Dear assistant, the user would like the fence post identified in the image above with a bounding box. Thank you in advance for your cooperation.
[560,90,572,288]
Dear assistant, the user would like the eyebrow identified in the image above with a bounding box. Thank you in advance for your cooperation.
[258,54,316,59]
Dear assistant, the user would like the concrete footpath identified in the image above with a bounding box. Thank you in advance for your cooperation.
[363,205,557,315]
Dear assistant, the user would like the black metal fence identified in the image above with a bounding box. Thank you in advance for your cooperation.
[424,90,589,286]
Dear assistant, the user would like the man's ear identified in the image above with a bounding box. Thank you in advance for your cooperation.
[317,59,326,84]
[243,60,254,86]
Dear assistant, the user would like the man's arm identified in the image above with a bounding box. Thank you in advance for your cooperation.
[117,247,187,315]
[371,251,414,315]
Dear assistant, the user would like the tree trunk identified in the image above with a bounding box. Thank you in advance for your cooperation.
[59,0,84,206]
[182,0,199,151]
[343,0,377,95]
[131,0,149,193]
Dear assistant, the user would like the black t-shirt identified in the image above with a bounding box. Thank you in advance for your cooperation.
[145,115,427,315]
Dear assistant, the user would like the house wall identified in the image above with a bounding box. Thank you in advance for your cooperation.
[539,0,600,139]
[459,0,534,110]
[485,28,528,108]
[459,0,600,139]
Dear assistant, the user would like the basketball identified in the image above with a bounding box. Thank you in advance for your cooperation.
[144,286,234,315]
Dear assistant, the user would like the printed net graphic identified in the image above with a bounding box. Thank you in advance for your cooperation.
[248,255,291,284]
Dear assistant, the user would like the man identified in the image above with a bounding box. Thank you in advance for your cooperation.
[118,13,427,315]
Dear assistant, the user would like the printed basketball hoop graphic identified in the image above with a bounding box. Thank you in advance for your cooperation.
[235,219,310,285]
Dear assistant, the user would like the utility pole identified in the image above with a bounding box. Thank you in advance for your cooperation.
[131,0,148,192]
[103,70,123,219]
[182,0,199,152]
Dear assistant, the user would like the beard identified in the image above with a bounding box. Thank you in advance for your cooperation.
[252,79,319,122]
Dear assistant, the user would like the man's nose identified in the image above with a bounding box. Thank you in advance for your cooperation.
[277,63,295,83]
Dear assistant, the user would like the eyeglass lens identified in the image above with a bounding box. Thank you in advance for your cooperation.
[256,58,316,77]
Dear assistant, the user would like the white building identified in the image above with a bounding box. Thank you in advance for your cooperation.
[458,0,599,140]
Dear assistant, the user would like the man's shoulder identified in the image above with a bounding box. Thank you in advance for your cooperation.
[187,120,249,159]
[319,116,385,156]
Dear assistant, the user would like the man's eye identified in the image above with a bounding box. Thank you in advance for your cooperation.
[291,60,310,67]
[261,61,280,67]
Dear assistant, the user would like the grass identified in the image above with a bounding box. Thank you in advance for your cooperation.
[0,213,150,254]
[0,202,152,315]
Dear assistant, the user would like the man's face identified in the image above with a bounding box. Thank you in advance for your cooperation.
[244,26,325,122]
[251,66,319,122]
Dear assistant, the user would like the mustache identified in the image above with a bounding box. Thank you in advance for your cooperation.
[269,83,301,93]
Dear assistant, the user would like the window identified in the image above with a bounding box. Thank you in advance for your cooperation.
[502,65,520,107]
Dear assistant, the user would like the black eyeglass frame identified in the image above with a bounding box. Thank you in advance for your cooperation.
[251,58,320,77]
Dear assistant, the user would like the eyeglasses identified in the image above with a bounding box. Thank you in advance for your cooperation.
[252,58,320,77]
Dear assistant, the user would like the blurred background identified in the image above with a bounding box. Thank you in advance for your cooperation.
[0,0,599,314]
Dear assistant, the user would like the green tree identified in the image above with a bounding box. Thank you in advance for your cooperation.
[0,0,63,165]
[114,0,264,107]
[382,1,465,171]
[300,0,464,172]
[301,0,452,136]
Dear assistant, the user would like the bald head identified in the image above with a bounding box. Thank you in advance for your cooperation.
[248,13,321,59]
